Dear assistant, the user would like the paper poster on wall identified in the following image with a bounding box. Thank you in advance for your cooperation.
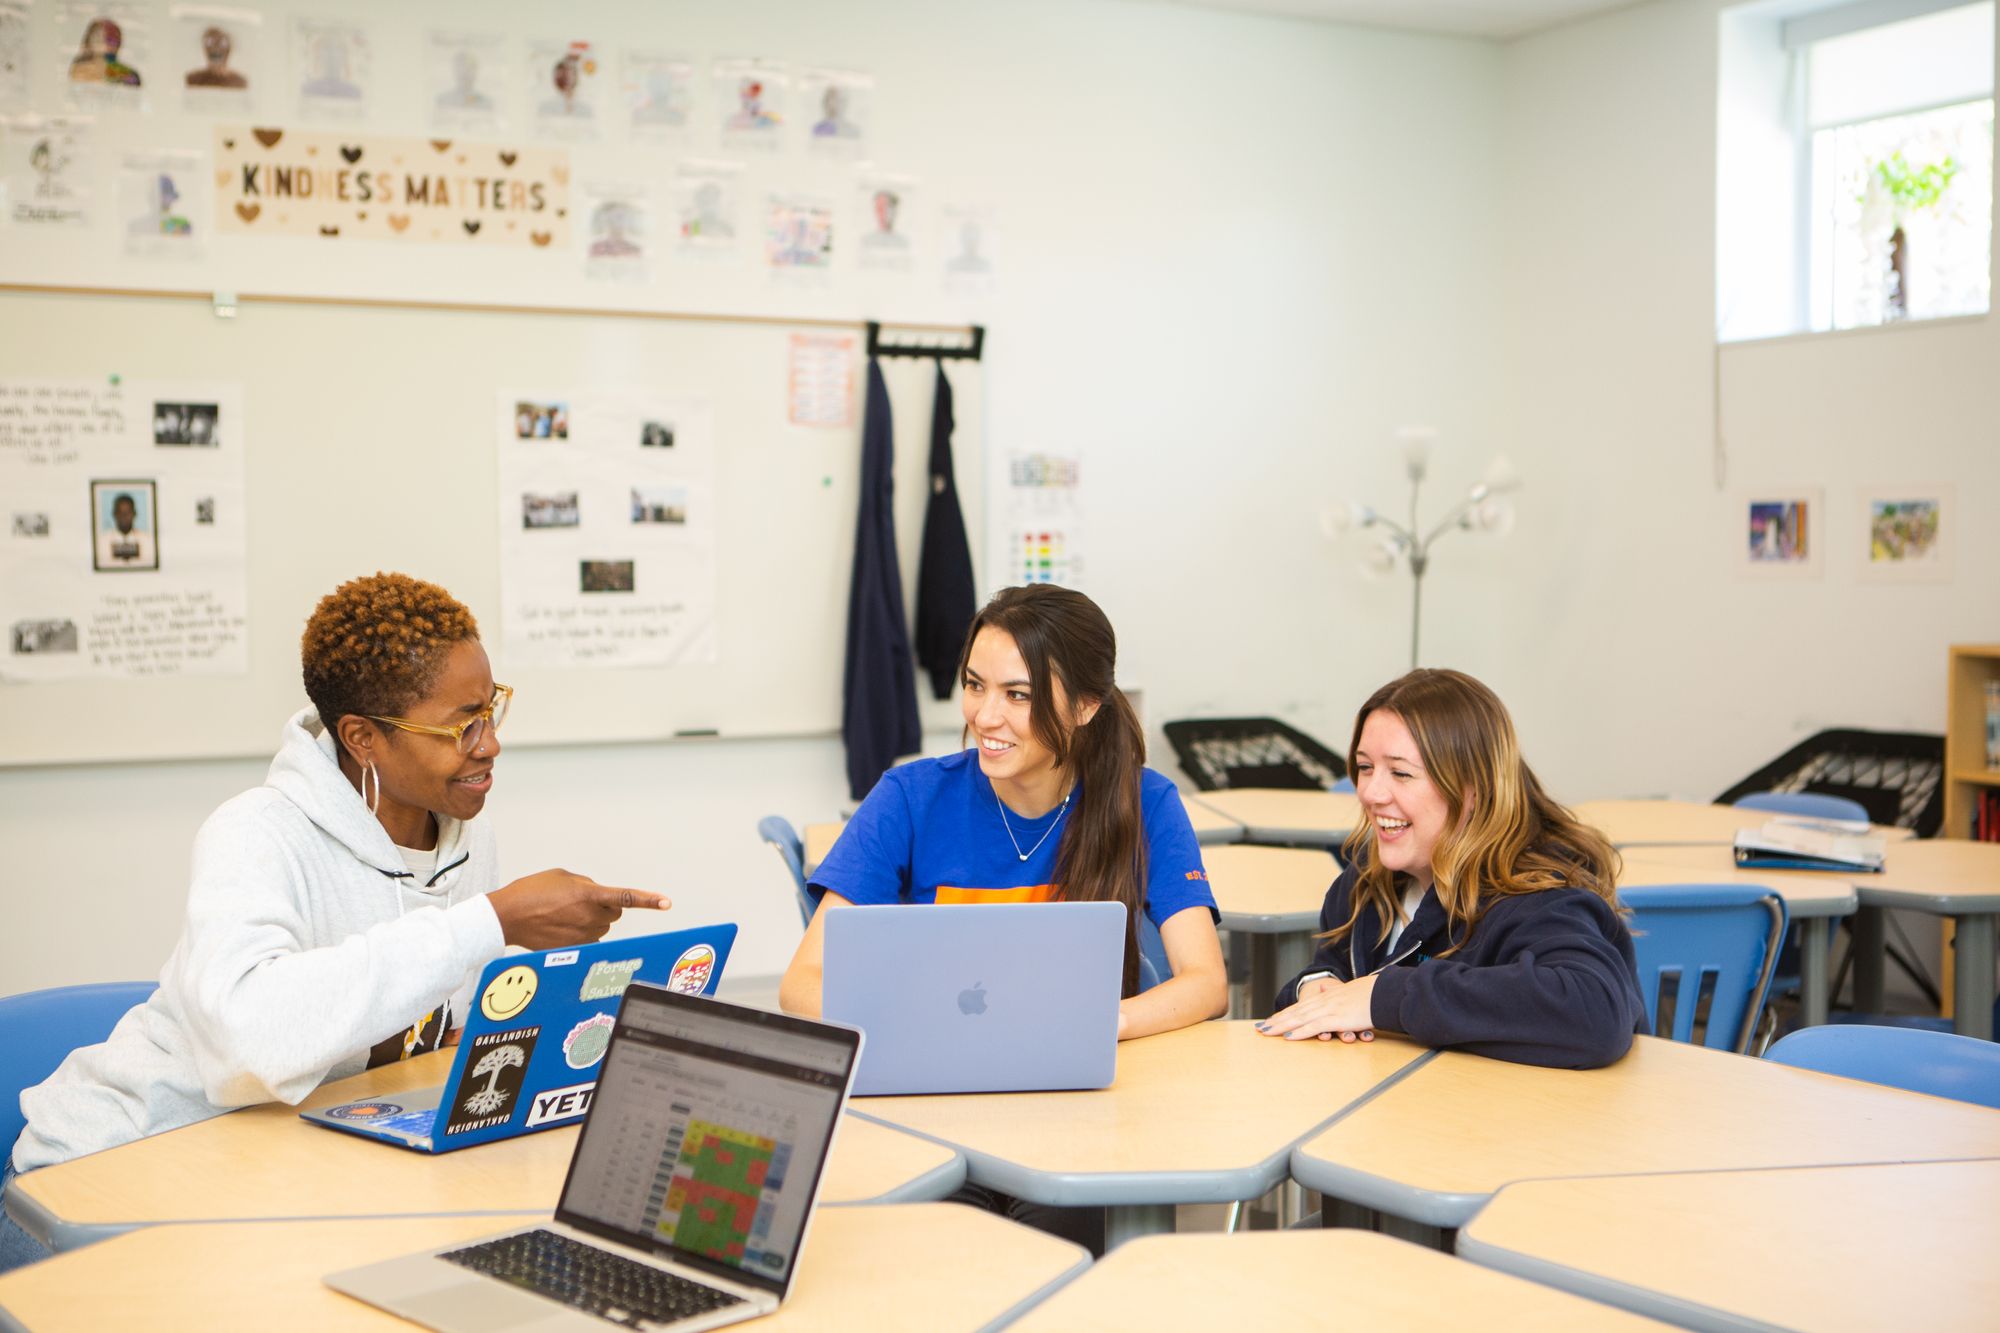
[292,15,370,120]
[765,193,832,274]
[4,115,92,227]
[787,334,855,428]
[120,149,204,257]
[582,180,647,282]
[941,203,996,295]
[429,31,508,133]
[0,378,249,683]
[712,58,784,152]
[799,67,869,158]
[215,126,570,248]
[529,38,600,140]
[671,158,740,257]
[1859,484,1952,582]
[0,3,32,113]
[1001,450,1085,588]
[623,51,692,144]
[60,3,149,111]
[173,5,260,114]
[855,173,916,271]
[497,389,717,668]
[1737,487,1821,579]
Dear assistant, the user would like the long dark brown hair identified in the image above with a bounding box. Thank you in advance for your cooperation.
[957,585,1150,996]
[1329,668,1620,956]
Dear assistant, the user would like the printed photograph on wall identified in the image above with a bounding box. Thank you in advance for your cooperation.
[91,477,159,572]
[522,491,579,529]
[1738,488,1822,578]
[152,400,219,445]
[1859,484,1952,582]
[62,3,149,111]
[624,51,692,143]
[429,30,508,133]
[579,559,634,593]
[11,617,80,655]
[513,400,570,440]
[177,7,259,112]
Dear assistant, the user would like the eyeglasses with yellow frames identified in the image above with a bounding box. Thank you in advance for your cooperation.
[365,684,512,756]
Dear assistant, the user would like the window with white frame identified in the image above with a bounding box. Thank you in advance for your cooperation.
[1718,0,1994,340]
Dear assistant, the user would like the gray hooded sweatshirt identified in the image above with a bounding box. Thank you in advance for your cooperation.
[12,708,506,1171]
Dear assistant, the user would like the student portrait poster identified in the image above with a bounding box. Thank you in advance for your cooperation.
[496,388,716,669]
[0,377,248,682]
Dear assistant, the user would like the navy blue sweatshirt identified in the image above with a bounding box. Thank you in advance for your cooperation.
[1275,862,1646,1069]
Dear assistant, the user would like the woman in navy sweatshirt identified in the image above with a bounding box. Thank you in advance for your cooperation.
[1258,668,1645,1068]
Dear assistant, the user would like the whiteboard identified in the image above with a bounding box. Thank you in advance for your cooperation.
[0,287,981,766]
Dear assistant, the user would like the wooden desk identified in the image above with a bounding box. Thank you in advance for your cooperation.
[1459,1161,2000,1332]
[1632,839,2000,1039]
[1290,1035,2000,1229]
[0,1203,1091,1332]
[801,794,1246,878]
[853,1019,1429,1249]
[1620,851,1860,1027]
[1575,798,1913,849]
[1203,844,1336,1017]
[1188,788,1360,850]
[1010,1228,1667,1331]
[7,1050,964,1252]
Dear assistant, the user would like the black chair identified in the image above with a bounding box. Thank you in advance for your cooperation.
[1713,728,1944,837]
[1162,717,1347,792]
[1716,728,1947,1022]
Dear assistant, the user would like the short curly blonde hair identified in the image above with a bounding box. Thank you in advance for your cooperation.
[301,572,479,734]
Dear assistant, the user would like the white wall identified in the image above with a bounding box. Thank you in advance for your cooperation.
[0,0,1507,992]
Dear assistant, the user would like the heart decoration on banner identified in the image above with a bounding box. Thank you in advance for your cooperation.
[235,202,260,222]
[499,150,518,166]
[430,140,451,152]
[253,128,282,147]
[339,145,363,164]
[387,214,411,232]
[463,219,482,236]
[530,231,552,247]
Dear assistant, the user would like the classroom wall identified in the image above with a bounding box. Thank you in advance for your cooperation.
[0,0,1507,991]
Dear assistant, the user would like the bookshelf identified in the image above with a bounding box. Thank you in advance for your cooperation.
[1939,645,2000,1018]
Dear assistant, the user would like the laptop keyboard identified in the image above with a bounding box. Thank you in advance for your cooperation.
[441,1229,746,1328]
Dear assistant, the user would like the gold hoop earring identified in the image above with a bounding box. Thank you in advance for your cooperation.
[361,760,381,815]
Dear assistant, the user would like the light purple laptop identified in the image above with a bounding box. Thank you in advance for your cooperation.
[822,902,1125,1095]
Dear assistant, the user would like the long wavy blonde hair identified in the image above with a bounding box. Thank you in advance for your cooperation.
[1328,668,1619,954]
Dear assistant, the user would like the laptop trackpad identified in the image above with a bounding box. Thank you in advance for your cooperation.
[394,1282,556,1330]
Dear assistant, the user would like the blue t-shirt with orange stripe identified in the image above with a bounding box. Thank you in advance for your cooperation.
[808,749,1218,927]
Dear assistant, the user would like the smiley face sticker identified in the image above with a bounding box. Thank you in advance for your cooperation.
[480,964,540,1021]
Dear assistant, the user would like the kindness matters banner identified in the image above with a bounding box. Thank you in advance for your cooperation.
[214,127,570,247]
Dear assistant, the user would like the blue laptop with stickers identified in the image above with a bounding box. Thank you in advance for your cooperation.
[301,924,737,1153]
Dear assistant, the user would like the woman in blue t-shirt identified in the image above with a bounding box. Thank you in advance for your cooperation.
[781,584,1227,1038]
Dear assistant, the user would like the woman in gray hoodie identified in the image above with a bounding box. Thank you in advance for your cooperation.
[3,573,668,1270]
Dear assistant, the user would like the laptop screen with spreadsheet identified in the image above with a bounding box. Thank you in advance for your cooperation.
[553,985,860,1300]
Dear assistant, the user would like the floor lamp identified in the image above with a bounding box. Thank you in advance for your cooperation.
[1323,427,1522,671]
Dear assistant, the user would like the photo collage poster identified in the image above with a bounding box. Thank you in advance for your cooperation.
[0,376,248,681]
[496,388,717,668]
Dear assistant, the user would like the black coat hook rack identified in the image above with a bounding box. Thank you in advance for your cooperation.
[866,321,984,362]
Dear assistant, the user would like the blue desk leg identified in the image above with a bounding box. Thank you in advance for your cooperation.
[1799,917,1831,1028]
[1952,914,1995,1041]
[1103,1203,1175,1251]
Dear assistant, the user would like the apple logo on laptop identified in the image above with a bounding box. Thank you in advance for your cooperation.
[957,982,987,1016]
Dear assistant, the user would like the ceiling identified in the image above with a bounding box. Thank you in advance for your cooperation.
[1165,0,1646,40]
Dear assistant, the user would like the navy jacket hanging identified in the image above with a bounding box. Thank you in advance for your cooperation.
[842,357,922,801]
[914,363,976,700]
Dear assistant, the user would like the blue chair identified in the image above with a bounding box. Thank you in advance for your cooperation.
[1732,790,1872,823]
[1622,884,1786,1053]
[2,981,156,1157]
[1138,913,1172,991]
[756,816,817,929]
[1766,1024,2000,1109]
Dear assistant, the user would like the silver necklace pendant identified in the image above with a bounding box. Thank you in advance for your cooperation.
[997,785,1072,862]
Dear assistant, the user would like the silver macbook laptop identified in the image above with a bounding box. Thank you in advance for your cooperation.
[326,984,863,1332]
[822,901,1125,1096]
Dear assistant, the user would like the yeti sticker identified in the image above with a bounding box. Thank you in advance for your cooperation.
[666,943,717,995]
[443,1027,539,1136]
[578,958,643,1002]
